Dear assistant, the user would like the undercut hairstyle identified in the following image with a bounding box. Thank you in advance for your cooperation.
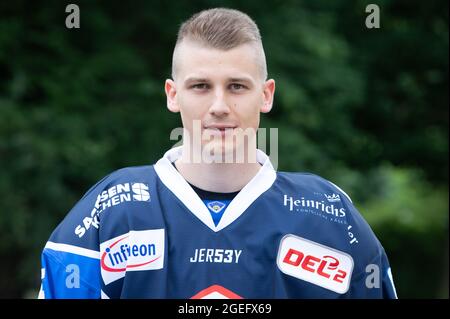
[171,8,268,81]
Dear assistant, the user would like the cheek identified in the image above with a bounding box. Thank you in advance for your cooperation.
[178,95,208,128]
[235,97,262,127]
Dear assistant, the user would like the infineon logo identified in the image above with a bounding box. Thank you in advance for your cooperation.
[277,234,353,294]
[100,229,165,285]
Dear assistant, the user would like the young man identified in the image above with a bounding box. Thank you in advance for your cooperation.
[39,8,397,299]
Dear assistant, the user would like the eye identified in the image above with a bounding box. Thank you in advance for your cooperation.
[191,83,210,90]
[229,83,247,91]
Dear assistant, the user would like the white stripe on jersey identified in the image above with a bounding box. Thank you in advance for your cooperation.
[38,284,45,299]
[101,290,110,299]
[44,241,100,259]
[387,267,398,299]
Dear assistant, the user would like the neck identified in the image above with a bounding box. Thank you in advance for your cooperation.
[174,144,262,193]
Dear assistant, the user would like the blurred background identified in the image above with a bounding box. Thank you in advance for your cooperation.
[0,0,447,298]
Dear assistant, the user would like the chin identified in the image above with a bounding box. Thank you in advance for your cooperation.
[200,140,240,164]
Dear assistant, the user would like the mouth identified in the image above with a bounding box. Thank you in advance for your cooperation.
[203,124,238,136]
[204,124,237,129]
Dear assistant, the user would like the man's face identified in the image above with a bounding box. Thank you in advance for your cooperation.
[165,40,275,161]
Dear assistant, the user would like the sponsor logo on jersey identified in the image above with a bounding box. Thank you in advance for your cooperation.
[100,229,164,285]
[207,201,226,213]
[347,224,359,245]
[283,194,347,224]
[75,182,151,238]
[277,234,353,294]
[189,248,242,263]
[191,285,243,299]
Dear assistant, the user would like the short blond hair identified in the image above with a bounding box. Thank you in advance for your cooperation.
[172,8,267,80]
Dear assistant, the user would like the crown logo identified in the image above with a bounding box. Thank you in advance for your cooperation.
[324,193,341,202]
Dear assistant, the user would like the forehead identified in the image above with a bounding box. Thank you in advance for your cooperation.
[174,40,261,81]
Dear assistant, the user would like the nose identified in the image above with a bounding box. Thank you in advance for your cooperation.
[209,90,230,117]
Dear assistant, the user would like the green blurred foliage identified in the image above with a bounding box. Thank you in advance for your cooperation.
[360,166,448,298]
[0,0,447,298]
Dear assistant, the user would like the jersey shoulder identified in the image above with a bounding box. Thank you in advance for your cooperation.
[48,165,158,248]
[276,171,353,203]
[275,171,383,251]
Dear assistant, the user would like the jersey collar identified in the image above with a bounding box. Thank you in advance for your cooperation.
[154,146,277,232]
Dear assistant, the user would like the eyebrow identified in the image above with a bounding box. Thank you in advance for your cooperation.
[228,77,253,83]
[183,76,254,84]
[184,77,210,84]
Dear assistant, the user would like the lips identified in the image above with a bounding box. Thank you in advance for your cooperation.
[203,124,237,137]
[203,124,237,130]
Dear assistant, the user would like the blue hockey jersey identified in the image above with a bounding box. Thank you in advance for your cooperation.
[39,147,397,299]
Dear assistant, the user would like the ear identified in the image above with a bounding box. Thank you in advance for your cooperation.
[261,79,275,113]
[165,79,180,113]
